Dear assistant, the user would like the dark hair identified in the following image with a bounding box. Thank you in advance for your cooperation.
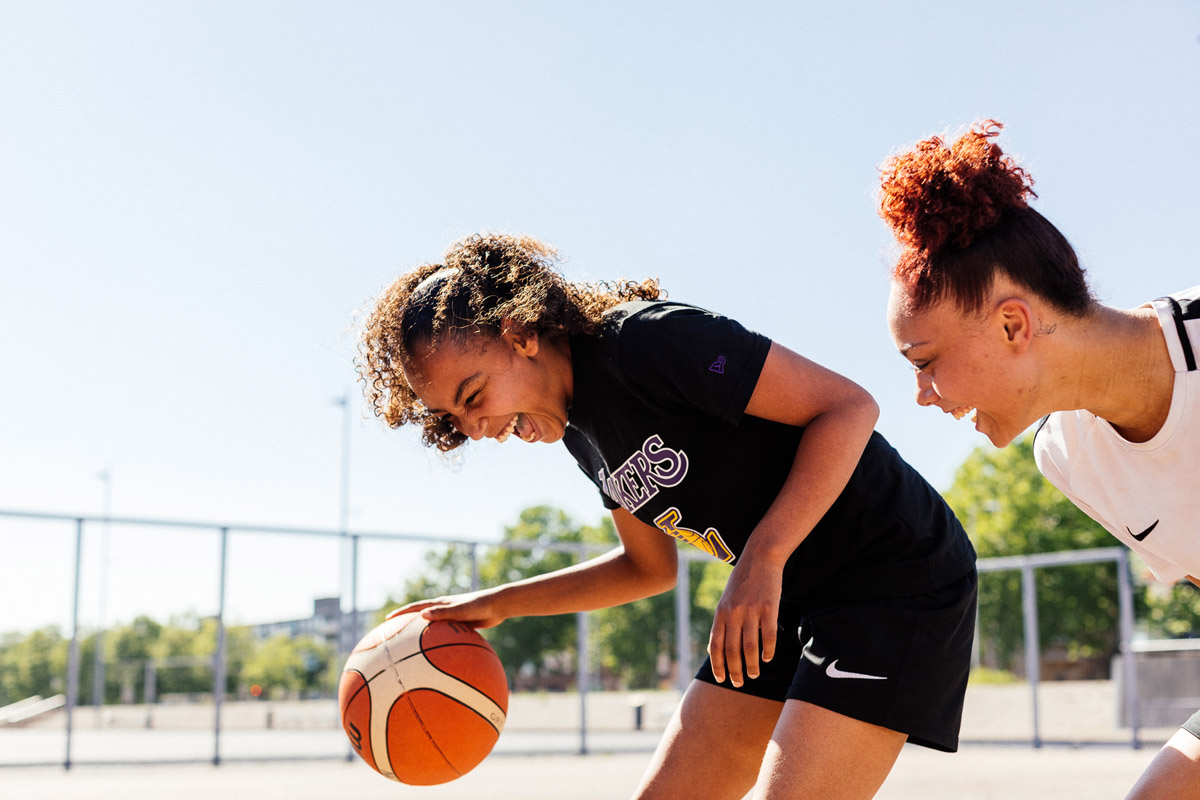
[879,120,1093,315]
[357,233,662,451]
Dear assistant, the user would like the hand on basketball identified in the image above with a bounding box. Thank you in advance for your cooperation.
[707,558,781,688]
[388,590,508,629]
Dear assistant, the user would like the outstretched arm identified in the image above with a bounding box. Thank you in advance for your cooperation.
[392,507,678,628]
[708,341,879,687]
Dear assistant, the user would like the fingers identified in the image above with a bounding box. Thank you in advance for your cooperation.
[708,605,778,688]
[741,625,760,682]
[386,598,447,620]
[709,612,754,688]
[760,608,778,665]
[707,625,726,684]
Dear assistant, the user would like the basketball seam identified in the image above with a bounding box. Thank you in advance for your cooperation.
[342,667,386,706]
[403,686,506,735]
[382,635,495,775]
[395,691,461,778]
[406,642,509,712]
[358,617,506,781]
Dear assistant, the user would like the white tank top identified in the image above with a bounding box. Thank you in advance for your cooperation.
[1034,285,1200,583]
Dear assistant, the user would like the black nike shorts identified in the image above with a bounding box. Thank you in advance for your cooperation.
[694,568,977,752]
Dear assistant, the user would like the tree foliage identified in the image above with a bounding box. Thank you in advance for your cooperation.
[389,505,732,689]
[0,616,324,707]
[388,506,616,686]
[944,432,1200,670]
[241,634,333,699]
[944,434,1120,670]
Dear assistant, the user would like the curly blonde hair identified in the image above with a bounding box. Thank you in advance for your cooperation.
[357,233,663,451]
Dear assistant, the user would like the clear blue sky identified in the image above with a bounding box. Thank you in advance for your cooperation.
[2,2,1198,633]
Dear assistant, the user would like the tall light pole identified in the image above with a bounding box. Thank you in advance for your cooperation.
[336,389,351,540]
[94,468,112,718]
[332,390,354,656]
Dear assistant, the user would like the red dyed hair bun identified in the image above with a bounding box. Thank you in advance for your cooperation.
[879,120,1036,254]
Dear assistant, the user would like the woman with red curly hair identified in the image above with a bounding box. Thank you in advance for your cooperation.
[360,233,978,799]
[881,121,1200,799]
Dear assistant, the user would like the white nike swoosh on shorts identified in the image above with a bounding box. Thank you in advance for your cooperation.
[825,659,887,681]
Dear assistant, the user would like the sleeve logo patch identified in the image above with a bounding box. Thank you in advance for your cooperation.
[709,355,727,374]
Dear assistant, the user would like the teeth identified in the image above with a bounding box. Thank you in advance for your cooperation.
[495,414,518,443]
[950,406,974,421]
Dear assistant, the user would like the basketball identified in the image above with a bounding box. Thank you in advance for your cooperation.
[338,611,509,784]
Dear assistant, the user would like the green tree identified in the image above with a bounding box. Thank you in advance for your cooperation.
[943,434,1119,671]
[479,506,603,685]
[241,634,334,699]
[390,505,735,690]
[593,558,727,688]
[1140,579,1200,639]
[0,627,68,705]
[391,507,636,686]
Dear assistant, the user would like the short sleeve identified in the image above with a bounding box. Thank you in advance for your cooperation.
[612,303,772,424]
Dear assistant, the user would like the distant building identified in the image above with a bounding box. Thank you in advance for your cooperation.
[249,597,364,652]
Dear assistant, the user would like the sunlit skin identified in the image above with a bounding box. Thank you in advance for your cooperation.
[388,326,969,800]
[399,333,885,689]
[891,279,1200,799]
[398,335,883,688]
[393,334,904,798]
[886,276,1175,448]
[401,328,575,446]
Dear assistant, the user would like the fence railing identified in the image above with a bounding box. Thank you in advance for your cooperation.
[0,509,1150,767]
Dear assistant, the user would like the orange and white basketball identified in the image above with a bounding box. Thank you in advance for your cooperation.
[338,611,509,784]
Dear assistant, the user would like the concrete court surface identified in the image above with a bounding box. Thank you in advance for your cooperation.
[0,744,1162,799]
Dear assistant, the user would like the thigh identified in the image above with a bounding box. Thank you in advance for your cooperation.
[1125,726,1200,800]
[633,680,783,800]
[753,700,907,800]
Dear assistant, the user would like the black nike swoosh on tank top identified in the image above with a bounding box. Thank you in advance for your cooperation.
[1127,520,1159,541]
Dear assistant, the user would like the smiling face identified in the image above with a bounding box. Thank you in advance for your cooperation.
[887,281,1040,447]
[401,329,572,446]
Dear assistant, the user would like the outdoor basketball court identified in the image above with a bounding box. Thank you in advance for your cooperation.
[0,743,1161,799]
[2,682,1176,798]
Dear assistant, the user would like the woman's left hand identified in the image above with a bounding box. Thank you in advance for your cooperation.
[707,557,783,688]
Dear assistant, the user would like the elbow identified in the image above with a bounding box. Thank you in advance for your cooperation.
[860,391,881,429]
[651,563,679,595]
[629,546,679,597]
[844,384,879,431]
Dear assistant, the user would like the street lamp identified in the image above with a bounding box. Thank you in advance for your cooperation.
[94,468,112,718]
[332,390,358,657]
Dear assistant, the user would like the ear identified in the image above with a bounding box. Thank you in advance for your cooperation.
[500,321,540,357]
[995,297,1034,354]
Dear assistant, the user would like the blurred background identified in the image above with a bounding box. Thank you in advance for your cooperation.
[2,0,1199,770]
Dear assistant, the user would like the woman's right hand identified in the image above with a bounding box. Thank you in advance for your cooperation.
[386,589,508,629]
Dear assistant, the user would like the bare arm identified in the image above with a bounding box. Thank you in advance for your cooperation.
[394,507,678,628]
[708,341,879,686]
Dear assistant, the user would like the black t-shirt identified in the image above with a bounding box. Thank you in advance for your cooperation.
[562,301,975,604]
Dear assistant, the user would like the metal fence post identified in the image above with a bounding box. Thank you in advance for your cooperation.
[577,609,589,756]
[213,527,228,766]
[675,556,691,692]
[64,518,84,770]
[1021,563,1041,748]
[350,534,360,650]
[1117,551,1141,748]
[469,542,480,591]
